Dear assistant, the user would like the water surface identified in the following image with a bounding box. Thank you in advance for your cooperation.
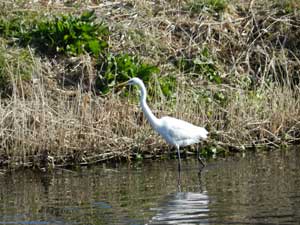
[1,149,300,224]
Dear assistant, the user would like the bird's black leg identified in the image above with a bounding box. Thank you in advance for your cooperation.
[176,146,182,172]
[197,144,205,170]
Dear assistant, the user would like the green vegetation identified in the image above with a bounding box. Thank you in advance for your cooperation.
[0,10,109,56]
[186,0,228,13]
[0,0,300,169]
[30,10,109,56]
[275,0,300,13]
[96,54,175,98]
[0,10,161,96]
[176,47,222,84]
[97,54,160,95]
[0,41,34,96]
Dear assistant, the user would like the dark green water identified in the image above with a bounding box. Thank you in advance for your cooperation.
[1,149,300,225]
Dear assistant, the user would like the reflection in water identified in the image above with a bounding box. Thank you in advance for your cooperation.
[0,149,300,224]
[148,191,210,224]
[149,170,209,225]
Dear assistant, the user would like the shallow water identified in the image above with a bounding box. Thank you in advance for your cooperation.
[1,149,300,225]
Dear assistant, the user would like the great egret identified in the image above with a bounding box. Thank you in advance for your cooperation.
[125,77,208,171]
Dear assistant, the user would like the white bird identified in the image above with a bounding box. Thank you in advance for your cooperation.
[126,77,208,171]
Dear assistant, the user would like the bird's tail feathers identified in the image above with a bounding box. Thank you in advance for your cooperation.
[198,127,208,140]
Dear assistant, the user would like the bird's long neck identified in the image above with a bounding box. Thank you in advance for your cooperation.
[138,82,159,128]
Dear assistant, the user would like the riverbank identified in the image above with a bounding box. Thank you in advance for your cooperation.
[1,0,300,169]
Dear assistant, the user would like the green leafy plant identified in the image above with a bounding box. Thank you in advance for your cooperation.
[0,18,22,39]
[157,76,177,98]
[30,10,108,56]
[176,47,222,84]
[186,0,228,14]
[193,88,228,109]
[0,11,109,56]
[0,45,33,96]
[274,0,300,13]
[96,54,175,98]
[0,12,35,45]
[0,49,9,95]
[96,54,160,94]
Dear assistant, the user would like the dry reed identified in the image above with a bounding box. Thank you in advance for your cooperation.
[1,0,300,169]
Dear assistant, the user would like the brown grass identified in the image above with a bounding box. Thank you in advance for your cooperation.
[1,0,300,169]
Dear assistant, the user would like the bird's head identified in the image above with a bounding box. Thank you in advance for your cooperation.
[115,77,145,94]
[128,77,143,86]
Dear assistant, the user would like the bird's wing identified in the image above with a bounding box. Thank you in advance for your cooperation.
[158,116,208,146]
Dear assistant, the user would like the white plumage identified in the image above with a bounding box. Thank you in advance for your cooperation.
[127,77,208,171]
[158,116,208,147]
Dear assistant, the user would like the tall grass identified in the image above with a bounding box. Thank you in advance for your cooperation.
[1,0,300,168]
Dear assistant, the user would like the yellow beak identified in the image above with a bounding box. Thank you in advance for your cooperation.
[115,80,129,88]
